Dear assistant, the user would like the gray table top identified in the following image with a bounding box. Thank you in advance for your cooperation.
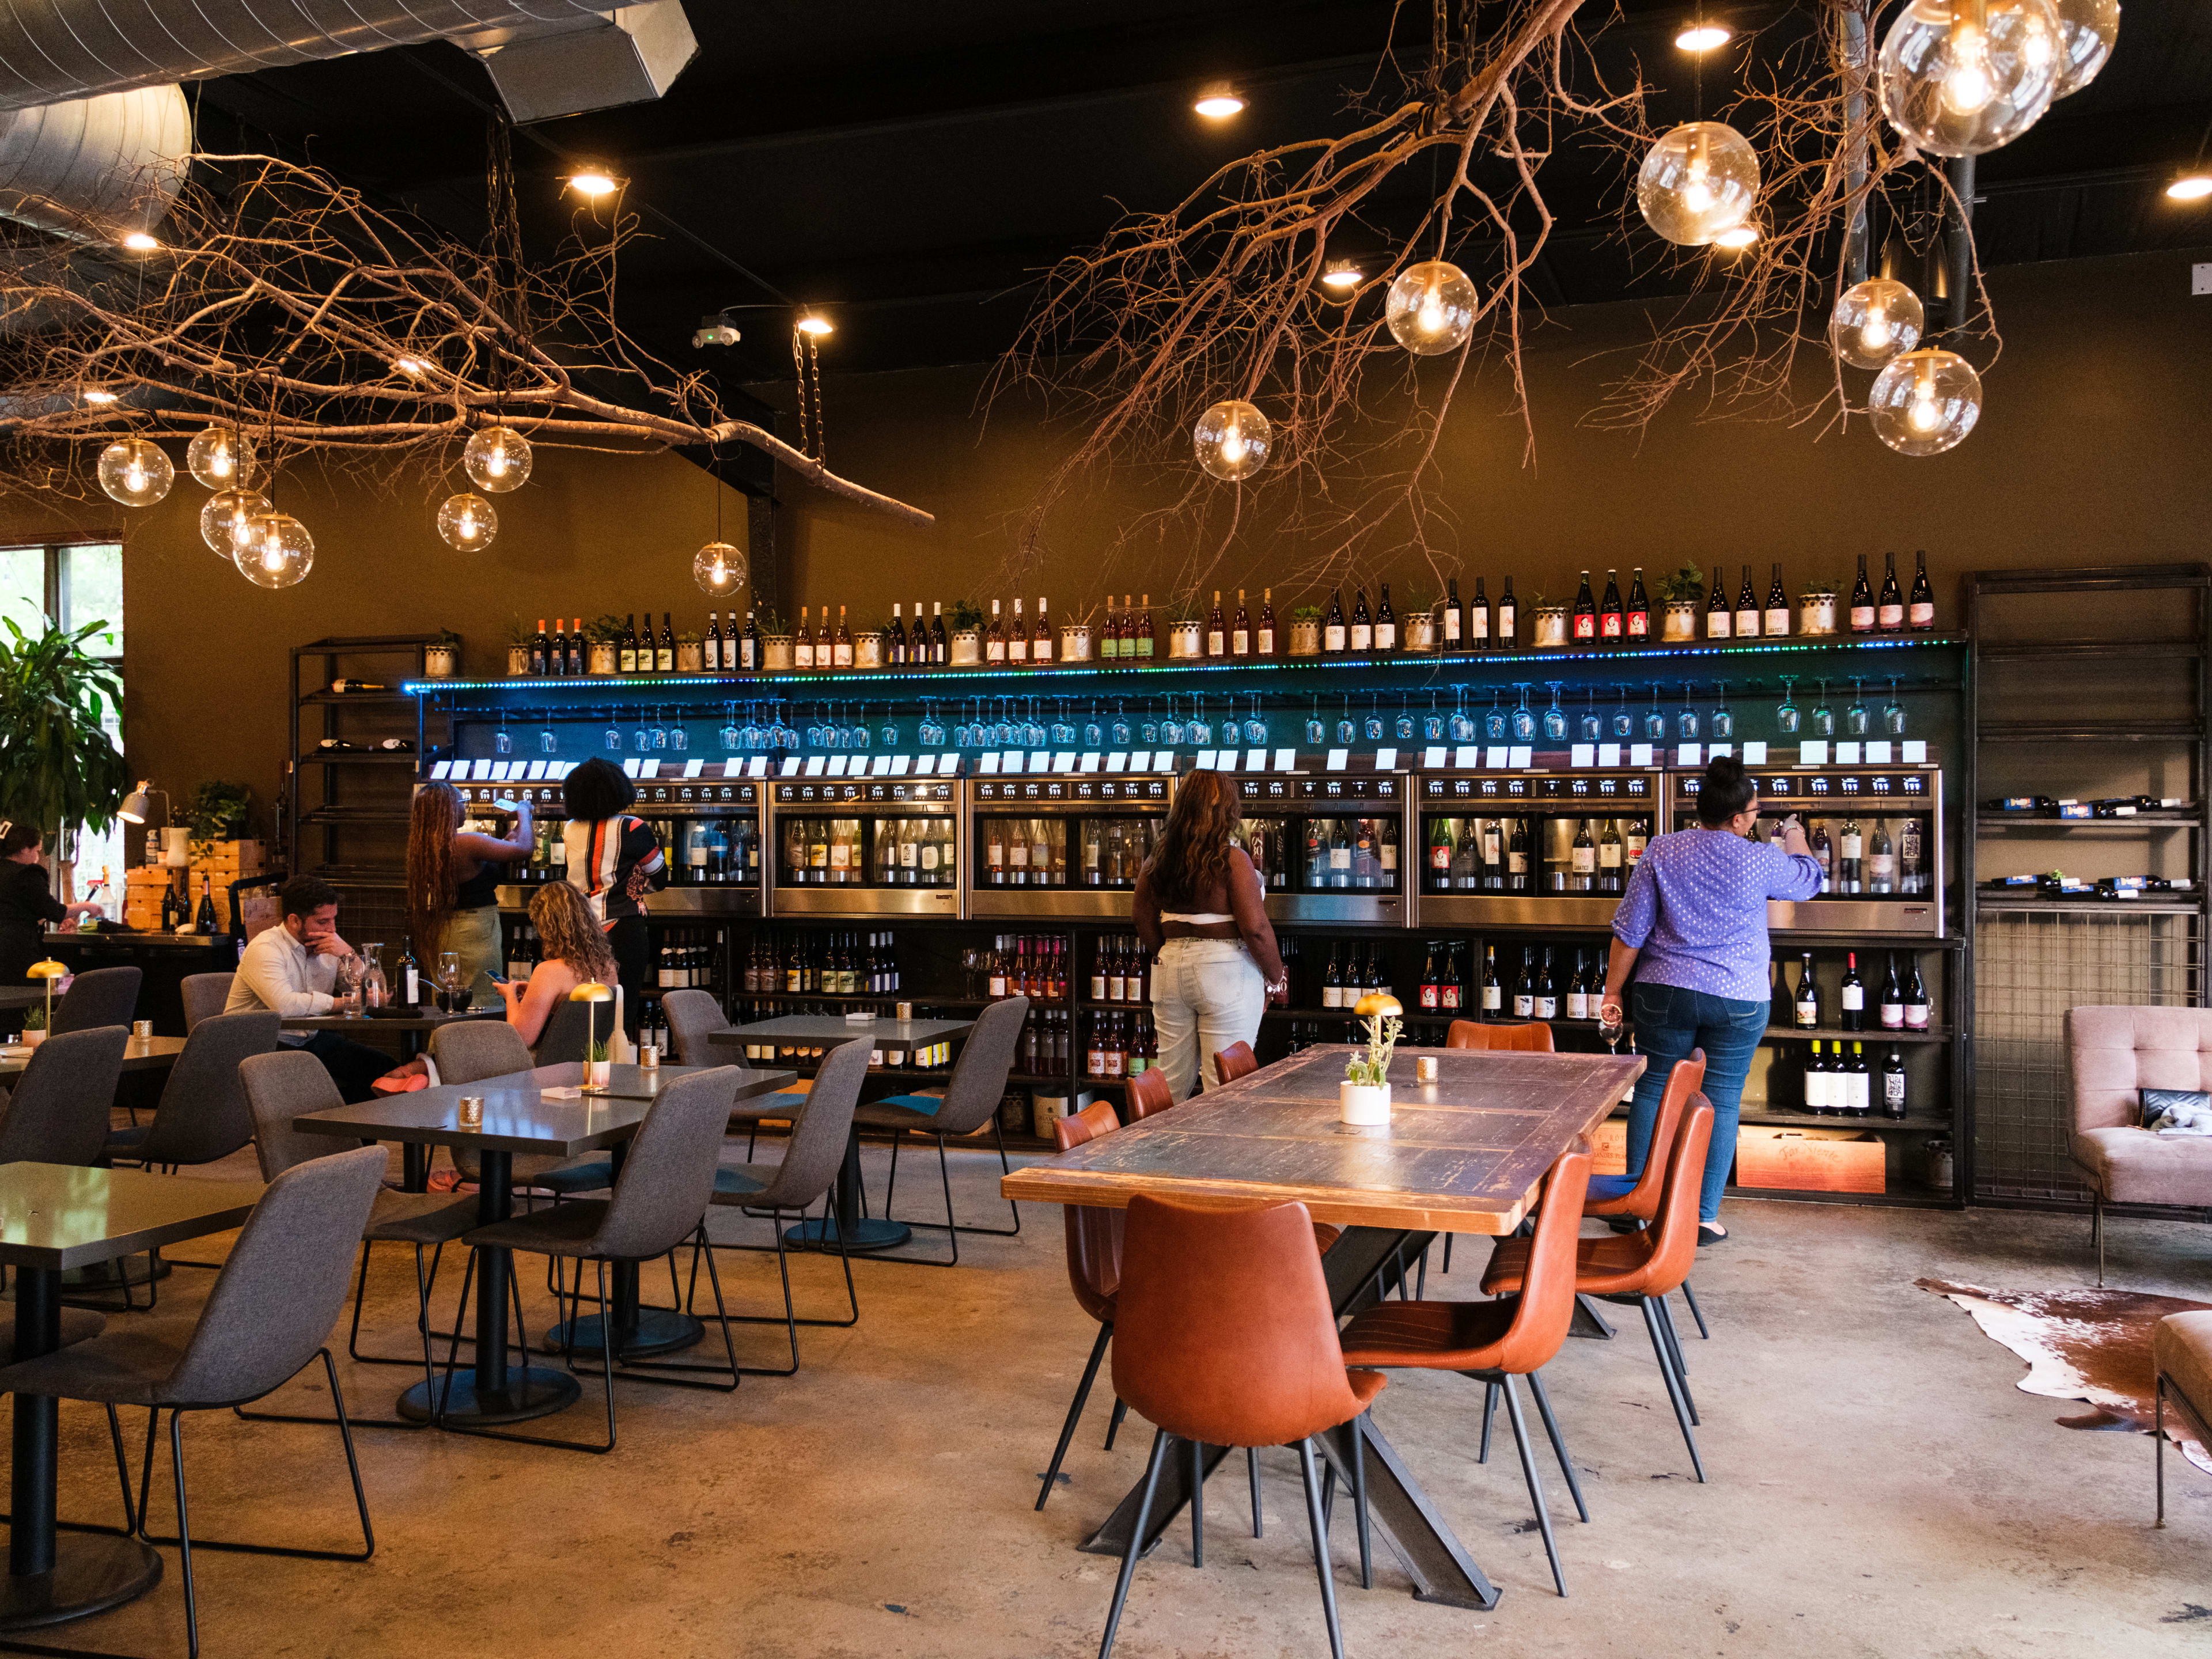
[714,1014,975,1045]
[281,1009,483,1033]
[0,1164,264,1272]
[0,986,48,1010]
[0,1033,186,1077]
[291,1061,798,1155]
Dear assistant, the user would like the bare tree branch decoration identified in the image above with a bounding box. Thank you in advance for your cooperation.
[0,152,933,528]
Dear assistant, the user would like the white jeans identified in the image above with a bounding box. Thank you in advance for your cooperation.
[1150,938,1266,1103]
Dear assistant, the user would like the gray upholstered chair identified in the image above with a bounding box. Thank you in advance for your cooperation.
[50,965,141,1033]
[180,972,235,1032]
[2156,1310,2212,1526]
[107,1010,279,1172]
[0,1144,387,1659]
[661,988,730,1065]
[438,1068,746,1452]
[688,1032,869,1374]
[238,1051,480,1429]
[2065,1005,2212,1282]
[531,998,594,1066]
[0,1025,130,1166]
[853,994,1028,1264]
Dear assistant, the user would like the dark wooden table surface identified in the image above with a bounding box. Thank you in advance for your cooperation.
[0,986,47,1012]
[282,1007,487,1059]
[710,1014,973,1046]
[1002,1044,1643,1236]
[0,1164,264,1633]
[0,1033,187,1078]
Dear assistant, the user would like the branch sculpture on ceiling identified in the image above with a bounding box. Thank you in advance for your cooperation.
[996,0,2114,603]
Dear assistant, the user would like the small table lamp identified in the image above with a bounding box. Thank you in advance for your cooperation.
[27,958,67,1032]
[569,980,616,1091]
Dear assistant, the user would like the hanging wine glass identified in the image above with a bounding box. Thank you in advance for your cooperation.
[1810,678,1836,738]
[1190,697,1214,747]
[654,708,672,750]
[1393,695,1415,742]
[804,706,825,748]
[605,710,622,752]
[1335,695,1356,747]
[1541,681,1567,743]
[1083,703,1104,748]
[1111,701,1132,747]
[1362,695,1384,743]
[1025,698,1047,748]
[1423,694,1445,743]
[1777,676,1801,735]
[1643,682,1666,741]
[494,712,513,756]
[1844,676,1869,737]
[1052,699,1077,747]
[849,704,871,751]
[1578,685,1603,744]
[1142,701,1162,746]
[1479,688,1503,744]
[1611,683,1635,741]
[953,703,974,749]
[1710,683,1734,741]
[725,704,745,751]
[1304,695,1324,747]
[880,706,900,748]
[1510,684,1536,744]
[1161,696,1185,747]
[671,717,689,753]
[634,711,653,753]
[1883,677,1907,737]
[918,701,945,748]
[1244,695,1267,747]
[539,716,558,755]
[1676,682,1699,742]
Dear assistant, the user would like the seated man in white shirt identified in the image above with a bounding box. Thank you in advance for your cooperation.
[224,874,391,1103]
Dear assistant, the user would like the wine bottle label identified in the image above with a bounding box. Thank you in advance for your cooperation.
[1840,834,1863,859]
[1842,986,1864,1010]
[830,844,850,868]
[1514,994,1534,1016]
[1498,607,1516,635]
[1483,986,1502,1010]
[1884,1073,1907,1107]
[1375,623,1395,650]
[1600,613,1620,639]
[1567,991,1588,1019]
[1766,607,1790,634]
[1574,613,1595,639]
[1322,984,1339,1009]
[1380,846,1397,871]
[1257,628,1274,654]
[1232,630,1249,654]
[1431,844,1452,870]
[1483,832,1501,860]
[1805,1070,1828,1109]
[1737,609,1760,636]
[1325,625,1346,650]
[1628,612,1648,637]
[1573,847,1596,873]
[1869,853,1896,881]
[1421,985,1440,1010]
[1508,853,1528,873]
[1442,986,1460,1009]
[1708,613,1731,638]
[1473,611,1490,639]
[1851,605,1875,628]
[1208,630,1225,654]
[987,640,1006,662]
[1905,1001,1929,1029]
[1350,624,1372,649]
[1600,843,1622,868]
[1910,601,1936,626]
[1331,849,1351,870]
[1881,1001,1904,1027]
[1796,1006,1817,1027]
[1536,995,1558,1018]
[1847,1075,1870,1112]
[1879,603,1904,627]
[1444,613,1461,642]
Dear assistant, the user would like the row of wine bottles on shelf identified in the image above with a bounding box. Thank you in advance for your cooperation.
[1082,1010,1160,1080]
[738,931,903,997]
[1985,794,2188,819]
[1791,1041,1910,1119]
[1780,949,1930,1031]
[1753,816,1927,896]
[980,816,1157,888]
[1423,817,1648,896]
[984,934,1080,1004]
[715,1001,952,1069]
[1086,936,1152,1004]
[777,816,956,886]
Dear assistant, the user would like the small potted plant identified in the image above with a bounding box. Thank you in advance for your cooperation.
[1656,563,1706,642]
[853,626,885,669]
[1402,588,1438,653]
[505,618,533,677]
[1340,993,1403,1126]
[585,615,626,675]
[1289,604,1323,657]
[19,1006,46,1050]
[1165,597,1205,660]
[425,628,461,679]
[1059,607,1093,662]
[1528,593,1569,648]
[948,600,986,666]
[756,610,793,672]
[675,630,704,673]
[1797,578,1839,637]
[184,780,251,843]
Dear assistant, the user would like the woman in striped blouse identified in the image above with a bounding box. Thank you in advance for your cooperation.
[561,756,668,1037]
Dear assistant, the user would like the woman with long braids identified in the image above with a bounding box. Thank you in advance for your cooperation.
[1132,770,1287,1101]
[404,781,533,1001]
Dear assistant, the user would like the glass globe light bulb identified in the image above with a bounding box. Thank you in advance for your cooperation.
[436,491,498,551]
[1637,121,1760,245]
[463,425,533,493]
[185,423,255,490]
[1868,347,1983,456]
[1830,277,1926,369]
[1384,260,1479,355]
[1192,400,1272,482]
[1879,0,2061,158]
[2049,0,2119,96]
[693,540,748,597]
[233,511,314,588]
[200,488,270,556]
[96,437,173,507]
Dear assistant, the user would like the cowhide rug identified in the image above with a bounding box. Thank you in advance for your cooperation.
[1919,1279,2212,1473]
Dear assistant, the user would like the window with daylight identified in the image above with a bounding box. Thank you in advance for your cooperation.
[0,541,124,899]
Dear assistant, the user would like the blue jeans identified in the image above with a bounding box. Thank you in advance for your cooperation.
[1625,981,1767,1225]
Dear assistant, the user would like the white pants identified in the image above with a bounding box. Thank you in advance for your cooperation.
[1150,938,1266,1103]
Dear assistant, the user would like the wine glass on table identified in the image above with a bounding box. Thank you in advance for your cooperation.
[436,952,465,1015]
[331,952,363,1018]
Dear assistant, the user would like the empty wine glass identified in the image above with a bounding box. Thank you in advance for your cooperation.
[724,705,743,751]
[670,718,689,752]
[539,718,558,755]
[1111,702,1132,747]
[1777,676,1801,735]
[604,710,622,752]
[1479,688,1505,744]
[1052,700,1077,747]
[1423,694,1445,742]
[804,706,826,748]
[880,708,901,749]
[1161,698,1185,747]
[919,702,946,748]
[1304,696,1324,747]
[1578,687,1603,744]
[650,708,669,750]
[1676,681,1699,741]
[1844,676,1869,737]
[849,706,871,751]
[1335,696,1356,747]
[1393,696,1415,742]
[1541,682,1567,743]
[435,951,464,1014]
[1810,678,1836,738]
[1083,704,1104,748]
[1710,683,1734,741]
[1642,682,1666,741]
[1359,696,1381,743]
[1510,684,1537,744]
[633,713,652,753]
[494,713,513,756]
[953,704,975,748]
[1610,683,1635,740]
[1024,699,1046,748]
[773,703,797,749]
[1142,703,1162,745]
[1189,698,1214,747]
[1883,677,1907,737]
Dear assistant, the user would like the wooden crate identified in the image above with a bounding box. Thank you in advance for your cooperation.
[1591,1119,1630,1177]
[190,839,266,877]
[1734,1126,1885,1195]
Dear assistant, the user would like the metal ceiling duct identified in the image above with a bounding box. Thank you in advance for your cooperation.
[0,2,698,119]
[459,2,698,124]
[0,82,187,240]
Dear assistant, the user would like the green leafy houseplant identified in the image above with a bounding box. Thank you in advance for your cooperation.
[183,781,252,840]
[754,609,790,637]
[1656,563,1706,604]
[948,600,985,632]
[0,618,130,859]
[1800,575,1841,599]
[1292,604,1323,621]
[585,614,628,644]
[21,1006,46,1032]
[1344,994,1403,1086]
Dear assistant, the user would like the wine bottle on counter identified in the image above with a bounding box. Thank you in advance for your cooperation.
[1471,576,1493,649]
[1839,950,1866,1031]
[1207,592,1227,658]
[1908,550,1936,630]
[1497,575,1517,646]
[531,619,549,676]
[741,610,761,671]
[703,612,721,672]
[1572,570,1597,643]
[1849,555,1876,633]
[1009,597,1028,665]
[658,612,676,672]
[566,620,584,677]
[1597,569,1622,643]
[1442,577,1463,648]
[1035,597,1054,663]
[1482,944,1503,1012]
[1877,551,1906,631]
[1795,952,1819,1028]
[1881,1047,1908,1118]
[1375,584,1397,652]
[885,605,905,666]
[1736,563,1760,638]
[930,601,949,664]
[1257,589,1276,656]
[1706,567,1731,638]
[987,600,1006,664]
[793,608,813,671]
[1350,589,1373,652]
[1324,590,1347,654]
[834,606,854,669]
[1627,566,1650,641]
[1765,563,1790,637]
[195,877,218,934]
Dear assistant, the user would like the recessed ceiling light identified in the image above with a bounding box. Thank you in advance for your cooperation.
[1676,22,1733,52]
[565,168,623,198]
[1712,222,1760,249]
[1319,260,1363,291]
[120,231,160,252]
[82,388,119,404]
[795,314,834,338]
[1194,82,1245,120]
[2168,171,2212,201]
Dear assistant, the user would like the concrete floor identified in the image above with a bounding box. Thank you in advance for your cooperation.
[23,1142,2212,1659]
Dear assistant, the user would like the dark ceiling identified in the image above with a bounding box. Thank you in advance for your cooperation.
[188,0,2212,402]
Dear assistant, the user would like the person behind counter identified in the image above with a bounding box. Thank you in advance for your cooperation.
[224,873,392,1103]
[1599,755,1823,1244]
[1,820,104,987]
[406,781,533,1005]
[1132,770,1287,1101]
[561,756,666,1037]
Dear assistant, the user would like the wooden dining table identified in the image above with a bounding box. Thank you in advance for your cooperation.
[0,1033,186,1079]
[1002,1042,1642,1612]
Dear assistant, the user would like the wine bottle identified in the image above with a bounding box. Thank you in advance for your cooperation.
[1009,597,1028,665]
[1599,817,1623,892]
[1324,590,1347,654]
[566,619,585,677]
[1765,562,1790,637]
[987,600,1006,664]
[793,607,813,671]
[1880,952,1905,1029]
[1736,563,1760,638]
[1844,1042,1872,1118]
[833,606,854,669]
[1350,589,1373,653]
[1877,551,1905,630]
[1421,941,1441,1011]
[1839,950,1866,1031]
[195,876,218,934]
[1571,817,1596,889]
[1626,566,1650,641]
[1881,1047,1908,1119]
[654,612,672,672]
[1323,942,1343,1009]
[1573,570,1597,642]
[1471,577,1492,649]
[1513,948,1535,1018]
[1706,567,1731,638]
[1795,952,1819,1028]
[1257,588,1276,656]
[885,604,905,666]
[1441,942,1462,1012]
[1534,946,1558,1020]
[1507,816,1530,892]
[1135,594,1155,661]
[1908,549,1936,630]
[1374,583,1397,652]
[1429,817,1455,891]
[704,611,721,673]
[1482,944,1503,1012]
[931,601,949,664]
[1443,577,1463,647]
[1838,816,1863,893]
[1565,949,1589,1020]
[1497,575,1517,646]
[1598,568,1623,643]
[1207,591,1226,658]
[531,619,549,676]
[1868,819,1895,893]
[1849,554,1876,633]
[742,609,762,672]
[1035,596,1055,664]
[1904,957,1930,1030]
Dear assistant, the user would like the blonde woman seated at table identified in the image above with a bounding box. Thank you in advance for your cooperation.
[372,882,624,1092]
[1133,770,1287,1101]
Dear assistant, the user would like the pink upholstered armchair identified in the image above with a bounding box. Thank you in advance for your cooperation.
[2065,1005,2212,1283]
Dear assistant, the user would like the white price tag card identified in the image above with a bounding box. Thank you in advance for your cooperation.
[1029,751,1051,774]
[748,757,769,778]
[430,760,453,779]
[1325,748,1349,772]
[1195,749,1219,771]
[1079,752,1101,772]
[1456,745,1480,768]
[1375,747,1397,771]
[1742,741,1768,765]
[871,756,892,776]
[801,756,824,777]
[1866,740,1893,764]
[1106,752,1127,772]
[1508,745,1533,769]
[1484,745,1508,768]
[1798,740,1828,766]
[683,759,704,778]
[940,753,960,775]
[1630,744,1654,767]
[913,755,937,775]
[979,753,1000,774]
[1901,740,1927,763]
[1424,745,1447,768]
[826,755,848,777]
[1052,752,1077,774]
[1675,744,1700,767]
[779,757,800,777]
[1835,741,1862,765]
[891,754,911,775]
[1599,743,1622,767]
[468,759,490,779]
[526,761,548,780]
[1245,748,1267,772]
[1274,747,1298,772]
[721,760,743,778]
[1708,744,1732,758]
[484,762,506,780]
[620,759,640,779]
[1003,749,1025,774]
[1570,744,1595,769]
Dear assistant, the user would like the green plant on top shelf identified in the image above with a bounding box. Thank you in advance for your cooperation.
[1165,594,1203,623]
[506,616,532,645]
[948,600,985,632]
[183,780,251,840]
[430,627,460,648]
[1291,604,1323,621]
[1655,563,1705,604]
[584,614,628,644]
[754,609,789,635]
[676,630,702,646]
[1402,586,1437,616]
[1799,575,1841,598]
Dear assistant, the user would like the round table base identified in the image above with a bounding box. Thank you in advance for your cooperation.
[396,1367,581,1426]
[545,1308,703,1361]
[782,1215,912,1253]
[0,1533,162,1631]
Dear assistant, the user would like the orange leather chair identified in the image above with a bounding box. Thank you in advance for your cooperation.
[1484,1099,1715,1481]
[1123,1066,1175,1122]
[1588,1050,1713,1340]
[1211,1040,1258,1085]
[1339,1145,1594,1596]
[1445,1018,1555,1052]
[1098,1194,1385,1659]
[1038,1102,1124,1510]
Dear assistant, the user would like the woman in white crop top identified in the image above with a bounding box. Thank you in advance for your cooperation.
[1134,771,1286,1100]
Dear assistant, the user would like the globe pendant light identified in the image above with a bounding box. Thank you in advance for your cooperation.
[2049,0,2119,97]
[437,491,497,551]
[200,488,270,557]
[694,540,748,597]
[1869,347,1983,456]
[1192,400,1271,482]
[1383,260,1479,355]
[1878,0,2061,158]
[1830,278,1926,369]
[463,424,532,492]
[1637,121,1760,245]
[96,437,173,507]
[185,423,255,489]
[235,511,315,588]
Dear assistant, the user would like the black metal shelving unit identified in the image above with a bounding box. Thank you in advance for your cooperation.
[1965,563,2212,1209]
[288,635,434,942]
